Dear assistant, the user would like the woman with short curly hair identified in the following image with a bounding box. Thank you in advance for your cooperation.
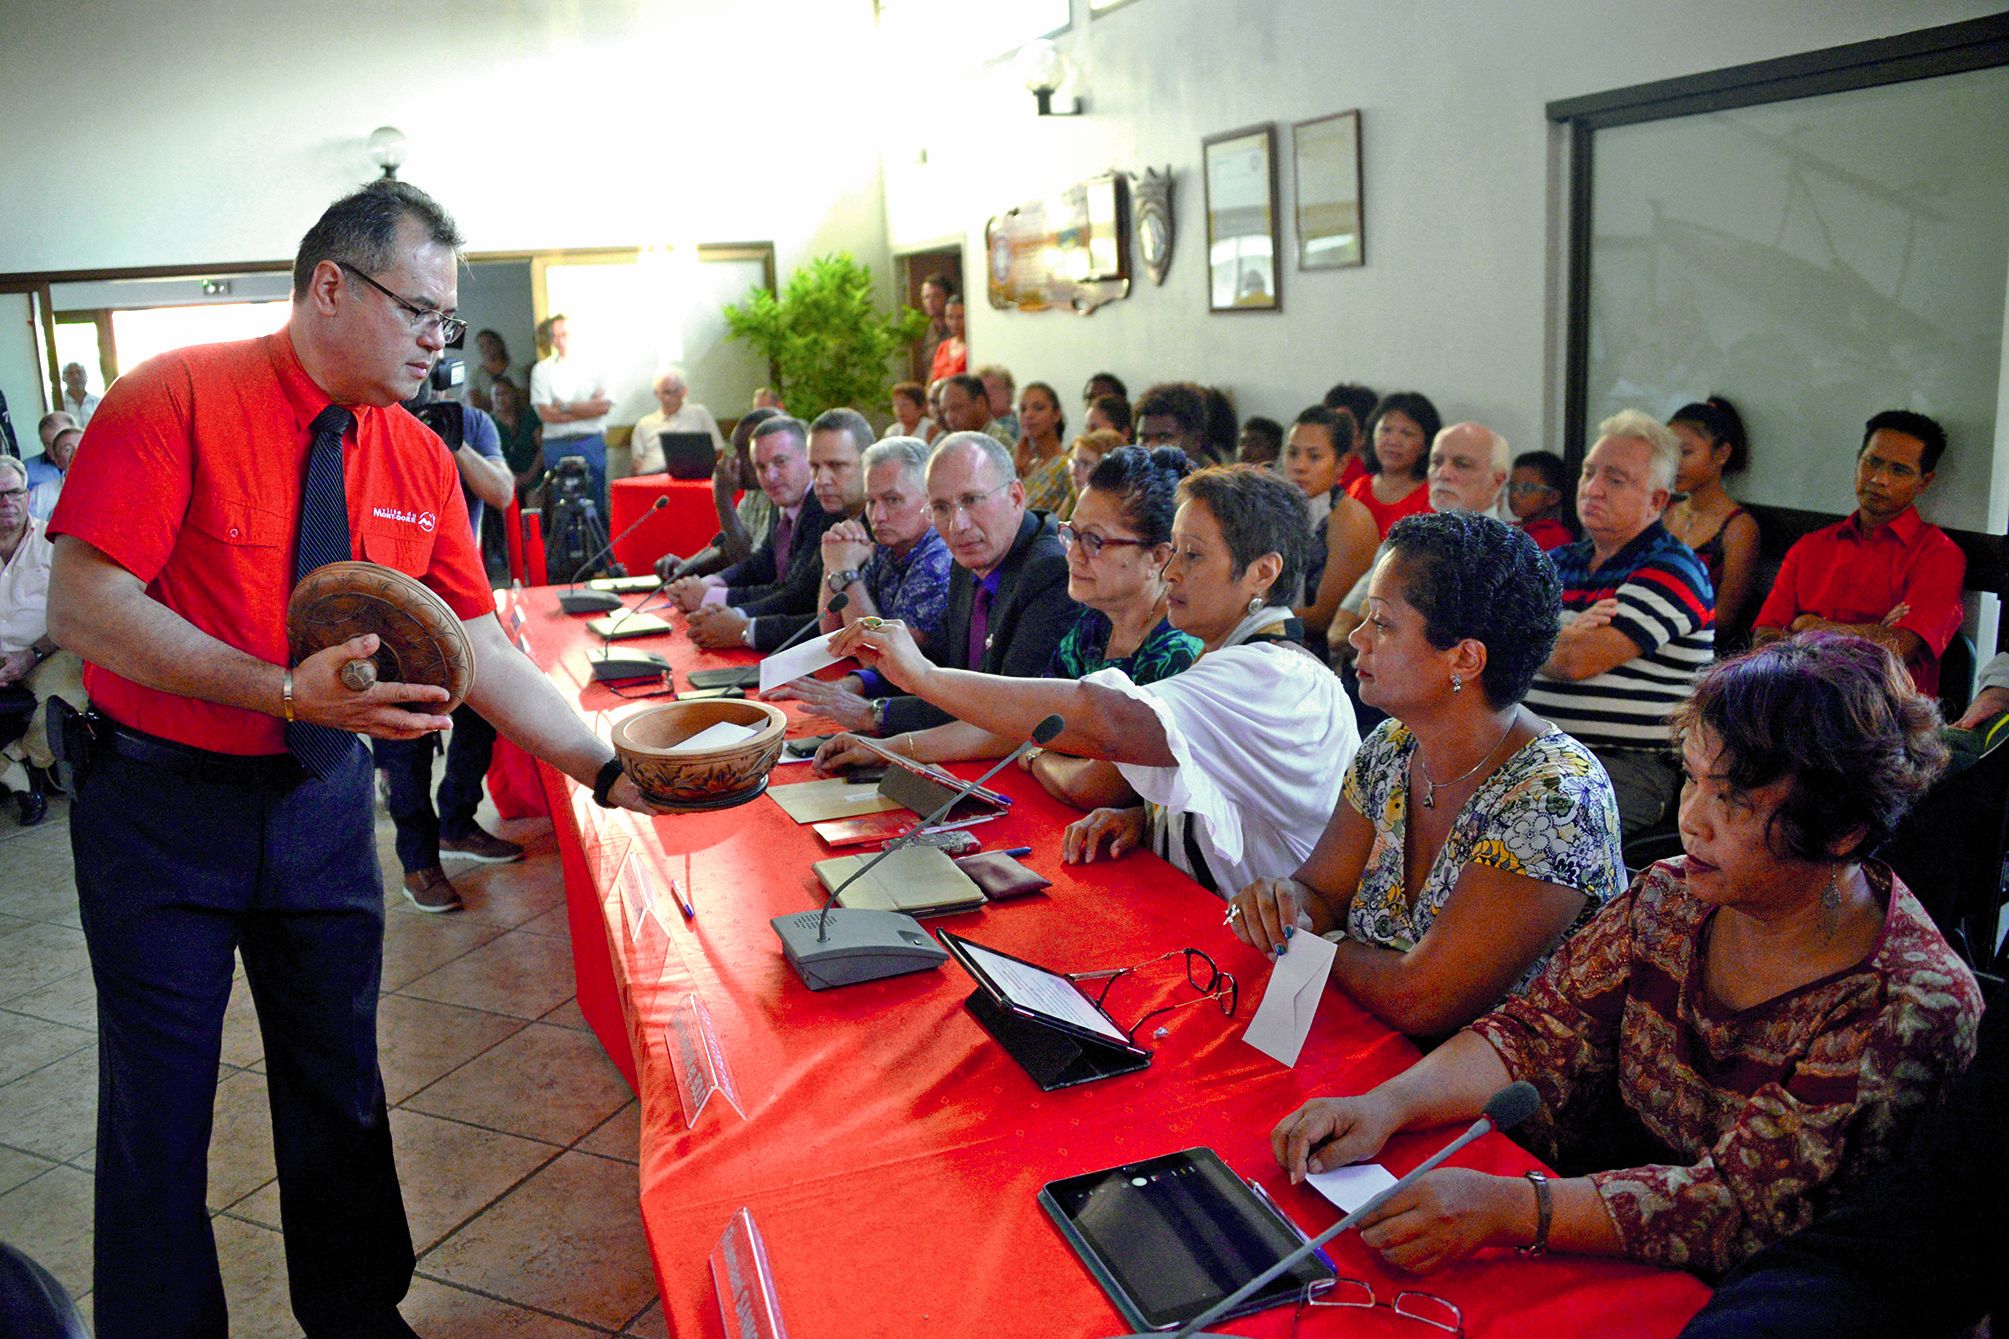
[1231,511,1624,1039]
[1268,631,1983,1280]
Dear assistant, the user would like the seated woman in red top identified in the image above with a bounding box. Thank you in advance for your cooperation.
[1270,633,1982,1278]
[1664,397,1760,649]
[1347,392,1439,538]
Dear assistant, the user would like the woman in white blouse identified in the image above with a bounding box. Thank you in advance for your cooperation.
[822,465,1359,896]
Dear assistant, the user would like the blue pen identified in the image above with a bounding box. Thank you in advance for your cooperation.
[998,846,1033,858]
[669,876,696,920]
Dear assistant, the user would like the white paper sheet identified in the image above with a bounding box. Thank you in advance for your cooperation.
[758,633,843,694]
[961,942,1127,1043]
[1305,1161,1398,1213]
[664,720,759,754]
[1241,931,1338,1067]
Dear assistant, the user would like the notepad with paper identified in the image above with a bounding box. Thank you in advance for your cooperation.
[586,611,674,639]
[811,845,986,916]
[768,777,904,824]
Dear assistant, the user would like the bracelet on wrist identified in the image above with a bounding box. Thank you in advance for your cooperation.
[1518,1170,1552,1256]
[281,669,296,723]
[592,756,625,809]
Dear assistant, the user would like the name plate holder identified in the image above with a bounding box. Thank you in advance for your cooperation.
[666,994,746,1129]
[710,1207,789,1339]
[615,845,661,939]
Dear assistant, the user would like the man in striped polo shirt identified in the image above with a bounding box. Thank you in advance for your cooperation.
[1524,410,1714,840]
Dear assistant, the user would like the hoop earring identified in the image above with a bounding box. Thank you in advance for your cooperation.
[1247,595,1264,616]
[1451,674,1464,694]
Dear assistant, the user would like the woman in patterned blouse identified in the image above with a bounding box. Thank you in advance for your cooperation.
[1271,633,1982,1278]
[1230,512,1622,1038]
[1014,382,1074,518]
[814,447,1201,811]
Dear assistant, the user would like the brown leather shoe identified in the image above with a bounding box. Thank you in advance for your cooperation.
[401,866,463,914]
[438,824,525,864]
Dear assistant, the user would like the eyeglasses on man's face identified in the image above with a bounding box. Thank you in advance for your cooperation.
[0,487,27,505]
[926,478,1011,526]
[337,261,467,343]
[1066,947,1237,1042]
[1058,522,1152,559]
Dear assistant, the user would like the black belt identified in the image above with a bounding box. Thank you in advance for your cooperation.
[102,720,314,787]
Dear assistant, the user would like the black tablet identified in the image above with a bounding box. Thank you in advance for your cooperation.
[1039,1148,1335,1332]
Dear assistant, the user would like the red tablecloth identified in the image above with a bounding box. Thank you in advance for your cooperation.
[509,588,1712,1339]
[609,475,725,576]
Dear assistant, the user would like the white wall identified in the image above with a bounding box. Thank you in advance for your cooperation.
[885,0,2005,457]
[0,1,892,326]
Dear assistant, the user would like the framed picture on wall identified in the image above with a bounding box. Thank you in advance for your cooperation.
[1293,110,1364,269]
[1201,123,1281,313]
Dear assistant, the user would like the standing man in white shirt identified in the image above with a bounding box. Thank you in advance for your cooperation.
[59,363,100,428]
[628,366,727,475]
[528,313,613,507]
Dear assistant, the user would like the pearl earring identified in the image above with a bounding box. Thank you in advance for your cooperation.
[1451,674,1463,694]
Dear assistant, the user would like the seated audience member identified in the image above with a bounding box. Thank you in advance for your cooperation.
[977,363,1019,442]
[655,407,781,579]
[0,456,86,826]
[1134,382,1214,463]
[1955,649,2009,733]
[463,328,516,412]
[490,377,544,498]
[1752,410,1962,694]
[815,447,1202,812]
[1272,634,1981,1277]
[1236,415,1283,467]
[928,296,969,382]
[629,366,727,475]
[823,464,1359,896]
[1523,411,1714,839]
[1678,977,2009,1339]
[1233,512,1621,1039]
[1013,381,1073,516]
[372,389,521,910]
[1084,393,1133,442]
[1348,392,1440,538]
[815,436,952,648]
[58,362,99,428]
[769,432,1078,736]
[885,380,935,442]
[1322,381,1379,492]
[28,425,80,521]
[36,411,75,451]
[1508,450,1572,550]
[1201,386,1239,464]
[23,413,72,501]
[666,415,831,641]
[1283,406,1377,663]
[1664,397,1760,648]
[939,373,1013,449]
[1082,371,1127,409]
[752,386,786,412]
[1067,429,1125,501]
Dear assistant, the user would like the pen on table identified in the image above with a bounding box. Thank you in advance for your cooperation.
[669,876,696,920]
[996,846,1033,858]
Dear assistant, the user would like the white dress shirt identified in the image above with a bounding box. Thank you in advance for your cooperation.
[528,355,608,439]
[0,514,54,655]
[630,402,727,474]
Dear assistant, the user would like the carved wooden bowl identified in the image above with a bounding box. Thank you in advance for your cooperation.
[612,700,788,811]
[286,561,475,713]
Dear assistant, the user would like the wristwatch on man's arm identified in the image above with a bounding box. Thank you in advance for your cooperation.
[826,569,861,595]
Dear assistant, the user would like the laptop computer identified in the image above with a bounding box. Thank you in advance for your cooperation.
[653,430,718,480]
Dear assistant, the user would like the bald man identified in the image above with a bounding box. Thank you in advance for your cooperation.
[629,366,727,476]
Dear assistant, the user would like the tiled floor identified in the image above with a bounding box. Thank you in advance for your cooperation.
[0,766,670,1336]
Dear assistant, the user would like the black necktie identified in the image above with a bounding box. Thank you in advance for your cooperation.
[286,404,357,776]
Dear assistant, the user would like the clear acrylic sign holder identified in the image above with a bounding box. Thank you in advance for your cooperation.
[665,994,746,1129]
[710,1207,789,1339]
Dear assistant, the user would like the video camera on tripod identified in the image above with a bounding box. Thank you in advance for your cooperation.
[542,454,613,583]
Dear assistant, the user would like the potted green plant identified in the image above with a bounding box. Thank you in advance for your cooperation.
[723,253,927,421]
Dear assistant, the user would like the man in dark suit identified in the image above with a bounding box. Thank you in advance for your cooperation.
[770,431,1077,733]
[672,411,862,651]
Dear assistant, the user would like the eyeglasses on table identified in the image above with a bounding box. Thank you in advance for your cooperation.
[1293,1277,1463,1336]
[1065,947,1237,1042]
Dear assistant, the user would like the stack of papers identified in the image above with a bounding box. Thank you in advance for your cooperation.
[664,721,759,754]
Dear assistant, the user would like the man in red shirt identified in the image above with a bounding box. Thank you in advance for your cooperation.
[46,181,660,1339]
[1752,411,1963,694]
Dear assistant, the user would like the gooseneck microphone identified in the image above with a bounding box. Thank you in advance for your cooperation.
[589,571,677,682]
[557,496,669,614]
[770,714,1065,990]
[1158,1081,1544,1339]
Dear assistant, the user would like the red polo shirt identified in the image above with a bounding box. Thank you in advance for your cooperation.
[48,329,492,755]
[1752,505,1965,693]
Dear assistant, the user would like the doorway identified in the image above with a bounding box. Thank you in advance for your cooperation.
[898,246,962,384]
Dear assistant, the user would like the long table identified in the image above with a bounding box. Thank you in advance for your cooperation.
[507,586,1712,1338]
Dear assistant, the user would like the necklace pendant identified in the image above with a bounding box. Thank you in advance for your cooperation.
[1421,787,1435,809]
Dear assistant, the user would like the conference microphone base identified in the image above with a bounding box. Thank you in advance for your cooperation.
[771,908,948,990]
[591,651,672,682]
[558,590,624,615]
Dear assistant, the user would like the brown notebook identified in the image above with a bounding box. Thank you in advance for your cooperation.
[812,846,987,916]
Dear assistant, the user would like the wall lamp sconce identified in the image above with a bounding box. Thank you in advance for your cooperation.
[366,125,408,180]
[1017,39,1082,116]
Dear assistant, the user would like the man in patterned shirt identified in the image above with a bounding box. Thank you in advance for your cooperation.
[817,435,951,648]
[1522,410,1714,840]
